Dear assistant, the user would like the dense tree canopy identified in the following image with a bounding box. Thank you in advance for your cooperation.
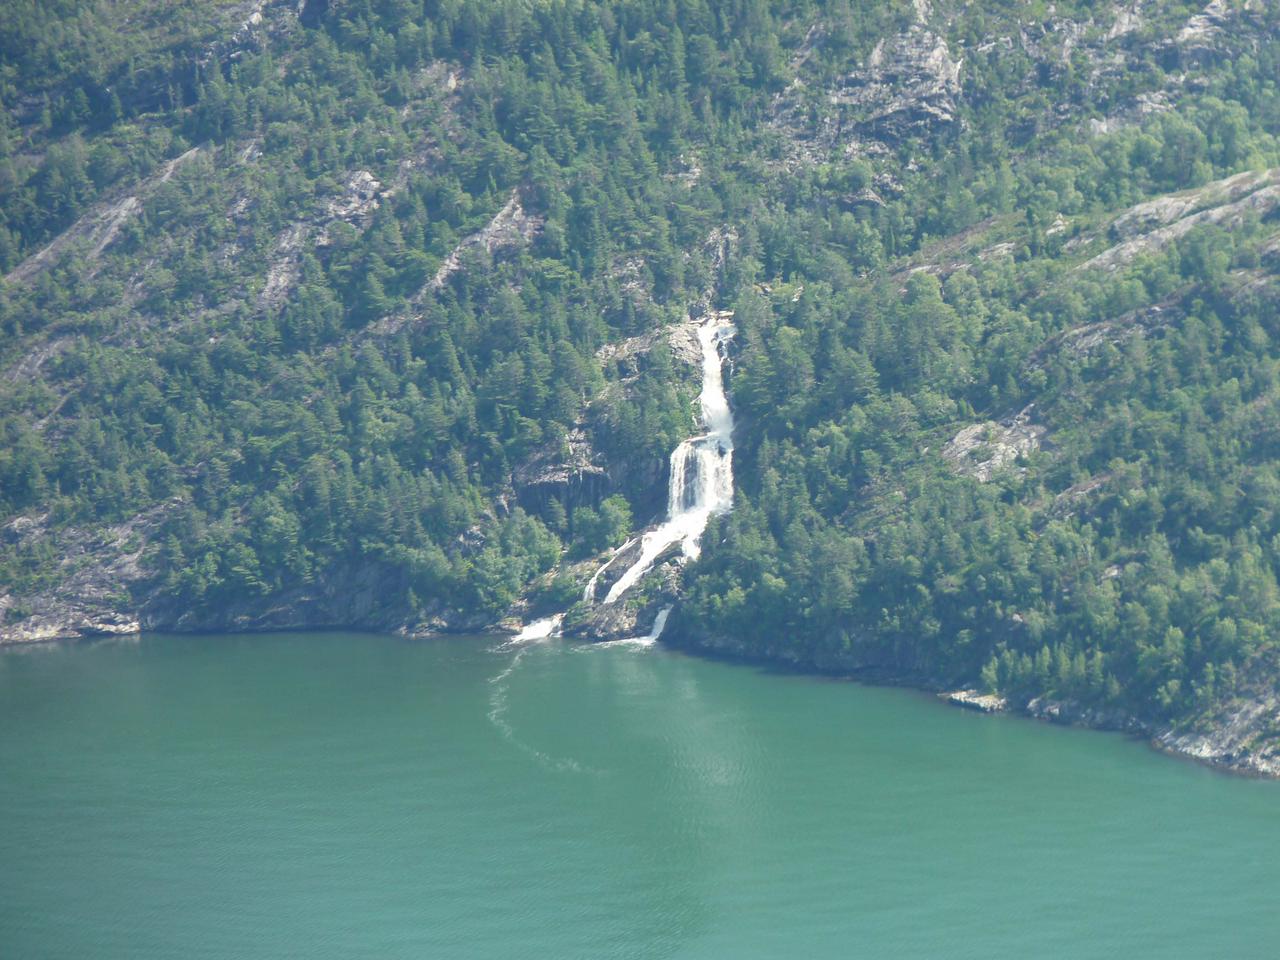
[2,0,1279,728]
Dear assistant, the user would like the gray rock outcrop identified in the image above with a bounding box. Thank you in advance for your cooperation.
[830,27,963,142]
[942,407,1045,482]
[943,689,1008,713]
[1156,695,1280,778]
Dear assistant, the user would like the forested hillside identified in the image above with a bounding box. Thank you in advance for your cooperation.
[2,0,1279,771]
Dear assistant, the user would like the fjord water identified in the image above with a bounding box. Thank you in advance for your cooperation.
[2,633,1278,959]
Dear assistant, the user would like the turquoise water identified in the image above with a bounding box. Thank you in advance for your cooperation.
[1,631,1277,959]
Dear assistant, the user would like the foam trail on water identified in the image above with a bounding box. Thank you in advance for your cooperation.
[602,317,735,605]
[487,643,596,773]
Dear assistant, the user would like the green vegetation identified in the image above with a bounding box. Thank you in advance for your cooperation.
[1,0,725,621]
[687,216,1280,721]
[3,0,1280,730]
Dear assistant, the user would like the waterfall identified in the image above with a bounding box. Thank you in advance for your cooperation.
[600,315,736,605]
[596,605,673,648]
[511,312,735,642]
[512,613,564,643]
[643,605,672,642]
[582,537,636,603]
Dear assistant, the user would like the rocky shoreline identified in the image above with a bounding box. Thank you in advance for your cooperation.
[666,625,1280,780]
[3,602,1277,778]
[946,686,1280,778]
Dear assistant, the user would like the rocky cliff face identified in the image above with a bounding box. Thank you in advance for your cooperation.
[830,26,963,142]
[511,428,611,517]
[1154,693,1280,778]
[769,9,963,166]
[941,407,1045,483]
[508,314,714,526]
[1000,691,1279,778]
[667,621,948,700]
[768,0,1279,169]
[0,508,163,643]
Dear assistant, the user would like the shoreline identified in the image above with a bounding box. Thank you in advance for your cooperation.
[4,617,1276,780]
[660,629,1280,781]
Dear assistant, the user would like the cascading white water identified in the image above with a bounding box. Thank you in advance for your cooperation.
[510,313,735,644]
[600,315,736,608]
[595,605,672,648]
[511,613,564,643]
[643,605,672,642]
[582,537,635,602]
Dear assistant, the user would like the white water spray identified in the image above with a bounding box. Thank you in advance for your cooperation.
[593,605,673,649]
[511,613,564,644]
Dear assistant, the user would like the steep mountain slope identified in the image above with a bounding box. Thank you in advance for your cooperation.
[673,1,1280,774]
[2,0,725,639]
[2,1,1279,772]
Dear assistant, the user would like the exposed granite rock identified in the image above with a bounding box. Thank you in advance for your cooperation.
[938,687,1280,778]
[321,170,382,226]
[665,321,705,367]
[1027,297,1183,371]
[509,312,712,523]
[1047,472,1114,519]
[1022,693,1280,778]
[142,558,419,635]
[580,536,649,606]
[563,595,651,644]
[0,499,497,644]
[428,190,542,290]
[1107,2,1144,41]
[1170,0,1272,68]
[1082,169,1280,273]
[1110,168,1280,242]
[668,618,907,680]
[1087,91,1176,138]
[1,607,140,644]
[767,0,1275,167]
[675,617,1279,777]
[770,17,963,164]
[511,428,611,515]
[944,689,1008,713]
[830,26,963,142]
[597,317,705,373]
[969,0,1275,142]
[258,223,307,311]
[1024,696,1146,733]
[0,502,176,644]
[665,154,702,189]
[1156,695,1280,778]
[1178,0,1231,46]
[562,555,681,643]
[942,406,1044,482]
[3,147,203,288]
[841,187,886,210]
